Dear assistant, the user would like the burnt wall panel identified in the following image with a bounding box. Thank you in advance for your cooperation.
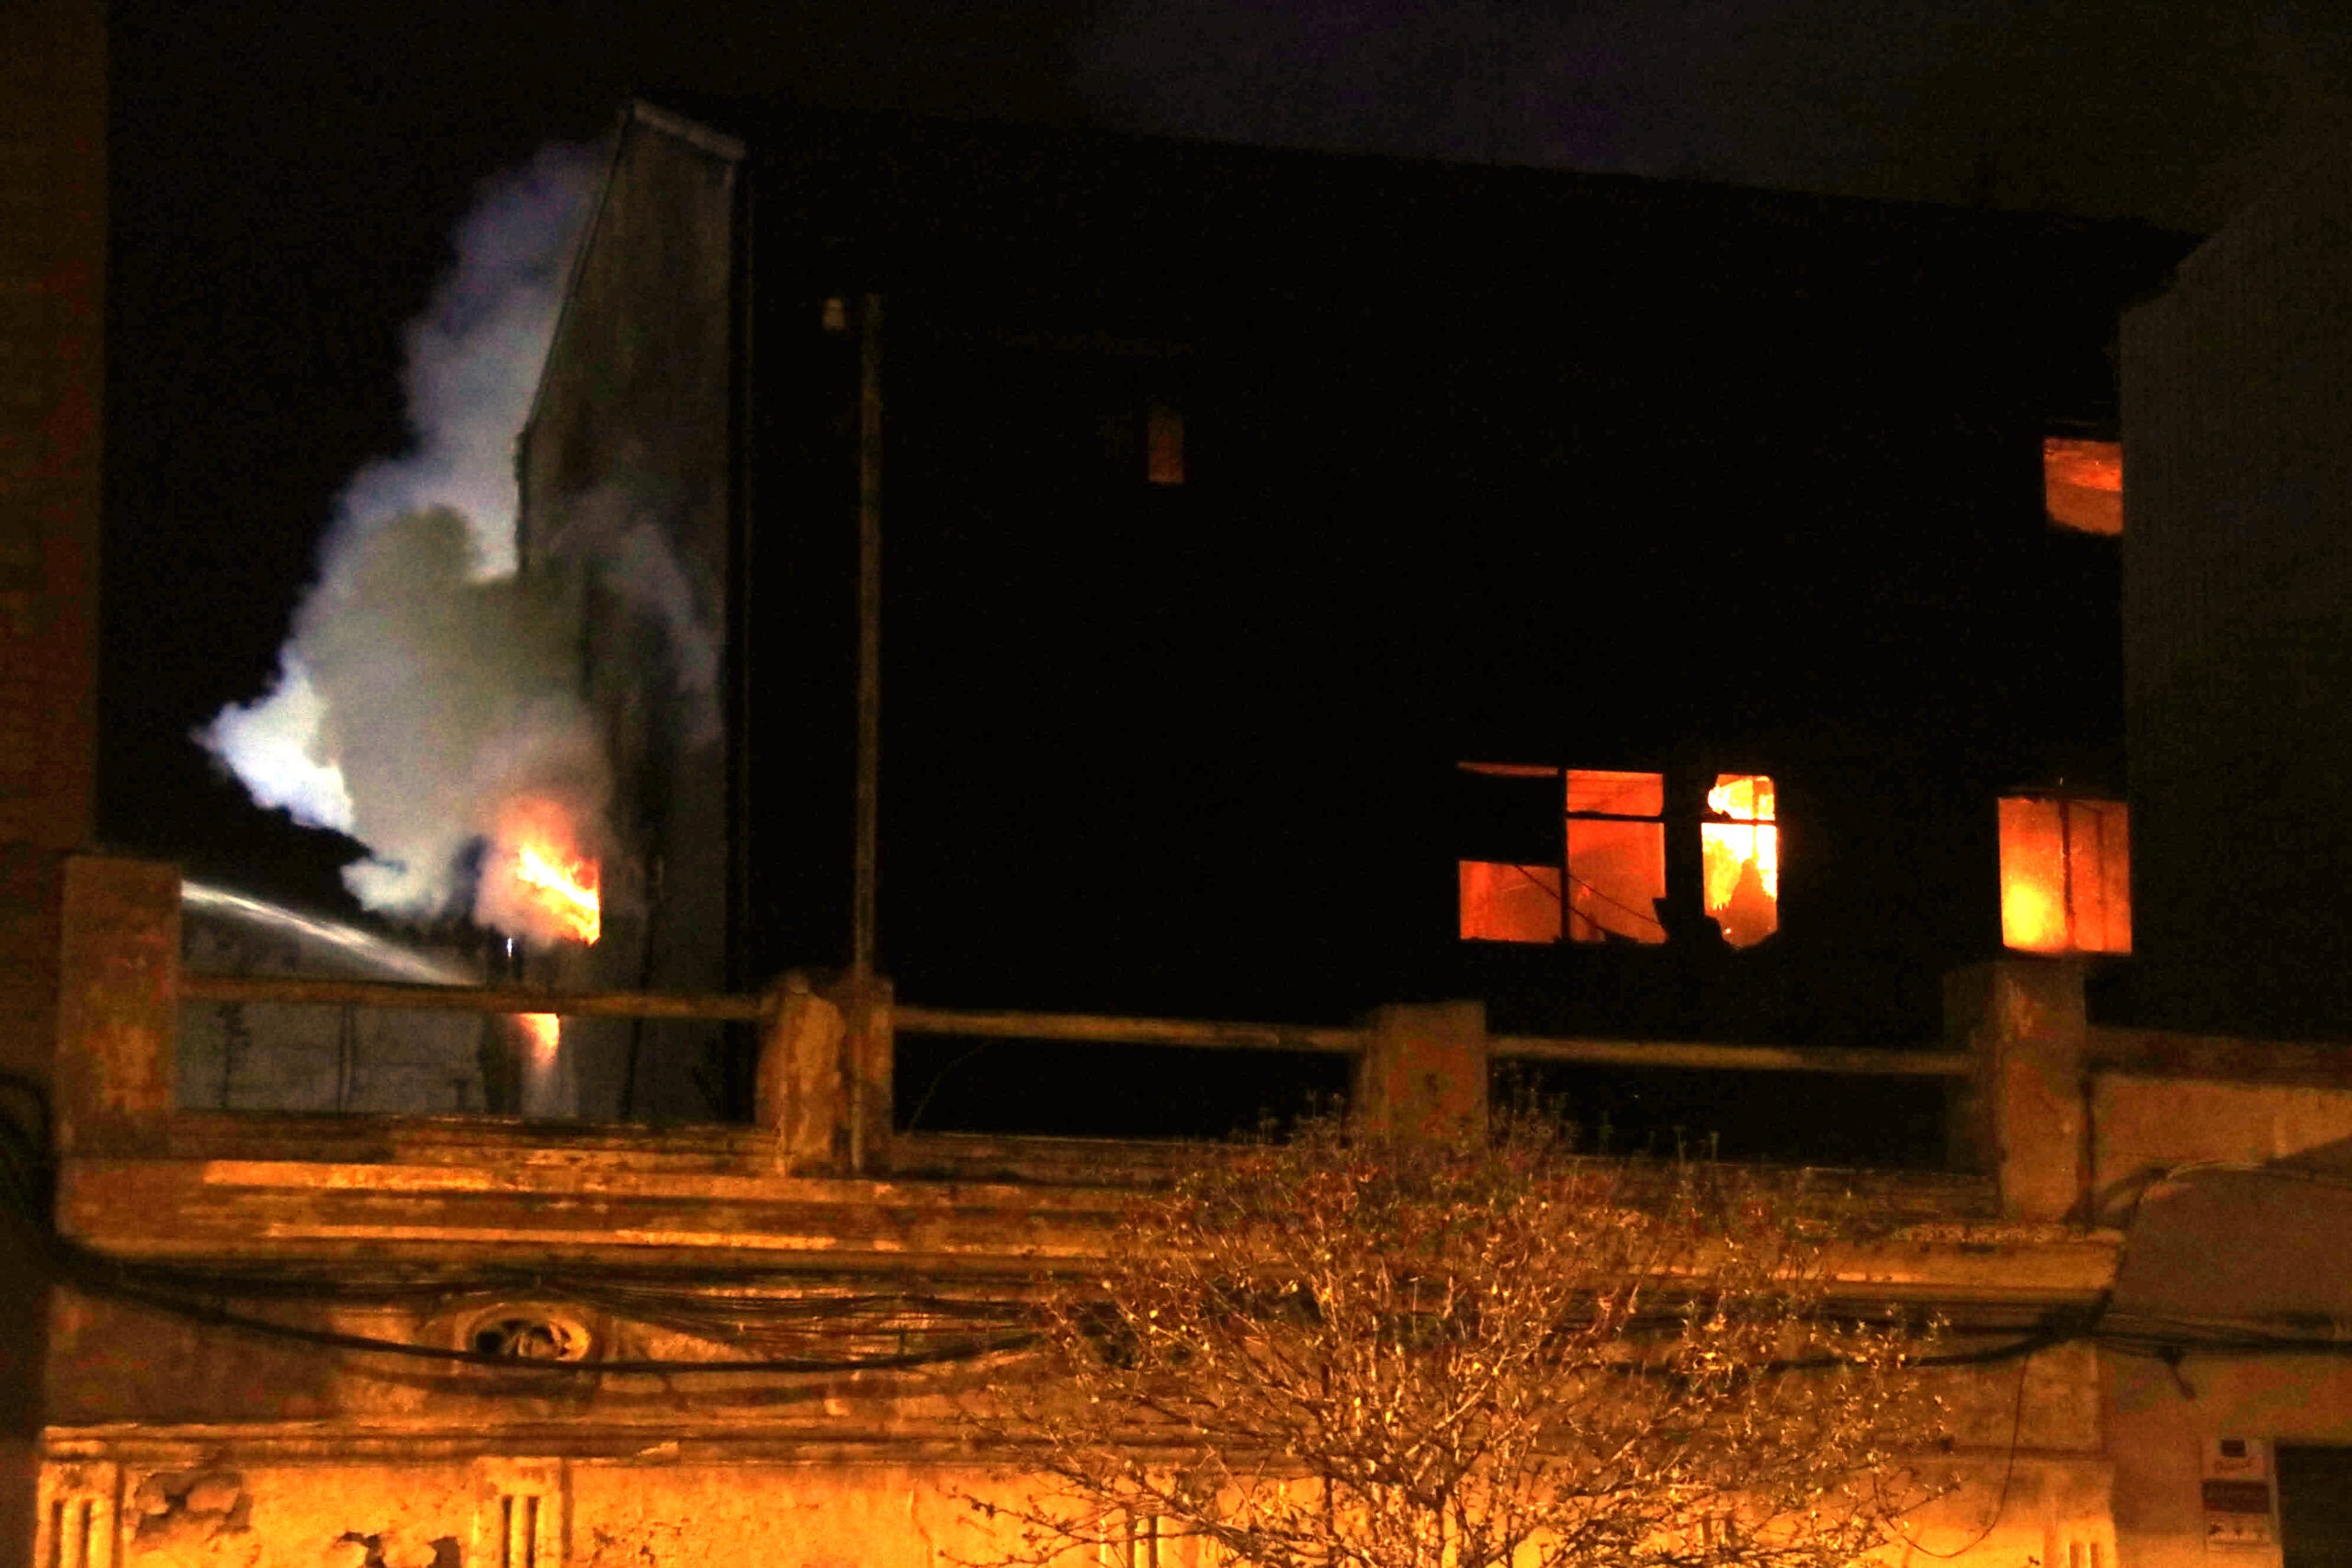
[2122,149,2352,1039]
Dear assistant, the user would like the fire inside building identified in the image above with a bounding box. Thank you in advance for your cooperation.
[457,96,2191,1145]
[16,72,2352,1568]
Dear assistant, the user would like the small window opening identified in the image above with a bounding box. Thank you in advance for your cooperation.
[1566,770,1667,944]
[1998,795,2131,953]
[1701,774,1779,949]
[1458,860,1563,943]
[2043,437,2121,536]
[1146,402,1184,485]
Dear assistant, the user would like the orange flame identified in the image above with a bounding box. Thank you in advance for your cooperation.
[514,840,601,944]
[515,1012,560,1065]
[1998,795,2131,954]
[1702,774,1779,949]
[488,798,601,945]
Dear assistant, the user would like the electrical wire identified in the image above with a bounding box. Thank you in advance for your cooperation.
[1884,1351,2030,1559]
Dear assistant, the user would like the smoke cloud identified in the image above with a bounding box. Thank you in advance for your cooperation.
[201,142,621,935]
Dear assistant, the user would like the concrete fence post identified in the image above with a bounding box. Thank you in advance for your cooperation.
[755,973,846,1175]
[53,856,179,1156]
[1353,999,1488,1141]
[1945,958,2089,1222]
[753,971,892,1176]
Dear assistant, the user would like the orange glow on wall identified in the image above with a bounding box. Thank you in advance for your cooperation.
[1458,860,1563,943]
[2043,437,2122,536]
[1702,774,1779,948]
[1999,795,2131,953]
[1565,770,1666,944]
[1147,403,1184,485]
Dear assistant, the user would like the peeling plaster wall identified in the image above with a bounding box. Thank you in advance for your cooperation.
[29,1453,2125,1568]
[34,1338,2120,1568]
[2106,1356,2352,1568]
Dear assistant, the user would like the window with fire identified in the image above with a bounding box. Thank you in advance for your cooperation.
[1997,794,2130,954]
[1456,767,1779,950]
[2043,436,2121,536]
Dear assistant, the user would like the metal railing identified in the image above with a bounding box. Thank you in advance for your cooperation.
[177,973,1970,1078]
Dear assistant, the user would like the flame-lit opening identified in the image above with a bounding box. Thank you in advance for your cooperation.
[1999,795,2131,953]
[2043,437,2122,536]
[1459,860,1563,943]
[1565,770,1667,945]
[516,1011,560,1066]
[1702,774,1779,949]
[483,797,601,945]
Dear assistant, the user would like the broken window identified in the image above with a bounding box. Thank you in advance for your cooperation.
[2043,437,2122,536]
[1701,774,1779,949]
[1998,795,2131,953]
[1458,859,1564,943]
[1455,765,1777,947]
[1565,770,1667,943]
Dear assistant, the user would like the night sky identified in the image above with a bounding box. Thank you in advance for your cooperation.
[103,0,2352,909]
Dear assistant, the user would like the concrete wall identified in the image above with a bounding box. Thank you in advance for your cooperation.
[2107,1358,2352,1568]
[175,919,492,1116]
[0,0,104,1560]
[37,1390,2097,1568]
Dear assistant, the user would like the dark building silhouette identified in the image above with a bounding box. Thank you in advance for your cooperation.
[518,98,2190,1133]
[2122,149,2352,1045]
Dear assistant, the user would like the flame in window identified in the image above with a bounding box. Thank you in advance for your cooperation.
[1702,774,1779,948]
[1999,795,2130,953]
[2044,437,2122,536]
[1459,861,1563,943]
[1566,770,1666,944]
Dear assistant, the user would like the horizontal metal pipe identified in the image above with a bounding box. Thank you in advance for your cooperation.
[175,976,1969,1076]
[1492,1036,1971,1077]
[179,973,770,1021]
[892,1004,1364,1055]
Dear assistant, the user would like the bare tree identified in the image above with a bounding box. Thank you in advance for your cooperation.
[965,1117,1941,1568]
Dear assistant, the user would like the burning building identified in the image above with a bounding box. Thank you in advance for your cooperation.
[31,83,2352,1568]
[483,98,2188,1135]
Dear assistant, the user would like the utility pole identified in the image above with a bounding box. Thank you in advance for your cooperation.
[847,292,885,1174]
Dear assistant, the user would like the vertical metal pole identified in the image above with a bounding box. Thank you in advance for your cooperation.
[849,292,883,1173]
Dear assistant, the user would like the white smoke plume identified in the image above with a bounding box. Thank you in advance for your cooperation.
[532,476,725,750]
[202,142,611,936]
